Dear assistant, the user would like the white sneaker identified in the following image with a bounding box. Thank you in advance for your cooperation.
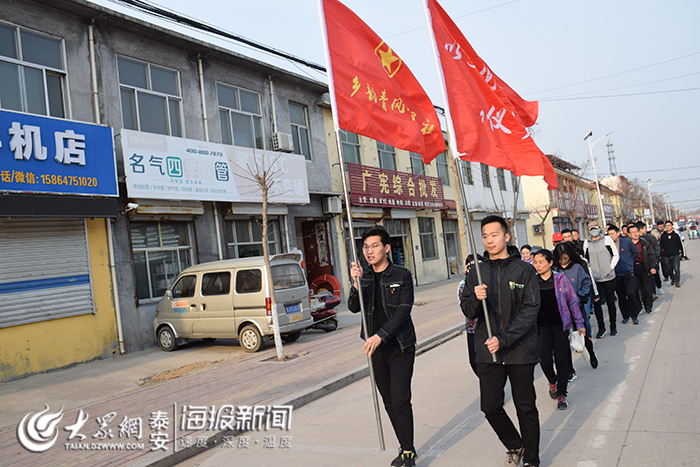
[658,288,665,294]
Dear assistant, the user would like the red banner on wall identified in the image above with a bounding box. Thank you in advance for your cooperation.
[347,162,445,209]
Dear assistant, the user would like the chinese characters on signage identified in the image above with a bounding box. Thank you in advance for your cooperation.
[16,403,293,454]
[121,130,309,204]
[347,162,445,209]
[0,110,117,196]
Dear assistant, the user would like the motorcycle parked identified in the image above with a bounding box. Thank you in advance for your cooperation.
[307,291,340,332]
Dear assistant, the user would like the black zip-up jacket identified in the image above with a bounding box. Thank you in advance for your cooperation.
[659,230,683,257]
[460,246,540,365]
[633,236,658,274]
[348,260,416,351]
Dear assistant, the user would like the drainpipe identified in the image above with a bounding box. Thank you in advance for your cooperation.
[107,219,125,354]
[198,54,223,260]
[268,76,278,133]
[88,20,100,124]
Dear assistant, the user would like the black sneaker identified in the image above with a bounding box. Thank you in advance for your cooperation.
[505,447,524,466]
[401,450,416,467]
[557,394,569,410]
[391,449,403,467]
[621,318,630,324]
[590,348,599,369]
[645,309,653,314]
[568,370,577,382]
[633,318,639,325]
[548,382,557,399]
[610,328,618,336]
[596,329,606,339]
[676,282,681,288]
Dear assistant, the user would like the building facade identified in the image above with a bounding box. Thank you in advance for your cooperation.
[0,0,348,380]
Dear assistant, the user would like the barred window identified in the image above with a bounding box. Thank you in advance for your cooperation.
[497,168,507,191]
[481,164,491,188]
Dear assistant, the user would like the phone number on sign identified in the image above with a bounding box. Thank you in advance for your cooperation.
[40,174,99,187]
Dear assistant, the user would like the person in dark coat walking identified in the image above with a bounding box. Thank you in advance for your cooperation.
[461,215,541,467]
[659,220,683,287]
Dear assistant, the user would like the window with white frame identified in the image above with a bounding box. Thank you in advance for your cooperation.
[289,102,311,160]
[340,129,361,165]
[377,142,396,171]
[436,152,450,186]
[217,82,263,149]
[409,152,425,175]
[497,168,507,191]
[481,163,491,188]
[461,160,474,185]
[418,217,438,260]
[226,219,280,259]
[131,222,193,301]
[117,56,182,137]
[0,23,66,118]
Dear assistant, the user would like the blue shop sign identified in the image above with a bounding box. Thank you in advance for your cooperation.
[0,110,118,197]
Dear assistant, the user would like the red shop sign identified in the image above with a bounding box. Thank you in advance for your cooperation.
[347,162,445,209]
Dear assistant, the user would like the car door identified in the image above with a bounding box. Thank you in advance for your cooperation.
[168,274,199,336]
[197,271,235,336]
[233,268,267,334]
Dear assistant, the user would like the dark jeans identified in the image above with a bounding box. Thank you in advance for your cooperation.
[616,272,639,320]
[466,332,478,376]
[372,344,415,452]
[594,279,617,332]
[662,255,681,284]
[478,362,540,466]
[538,326,571,396]
[634,263,654,312]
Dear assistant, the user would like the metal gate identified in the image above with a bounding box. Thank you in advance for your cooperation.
[0,219,95,328]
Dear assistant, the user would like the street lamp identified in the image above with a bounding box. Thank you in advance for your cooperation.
[646,178,664,225]
[584,130,613,227]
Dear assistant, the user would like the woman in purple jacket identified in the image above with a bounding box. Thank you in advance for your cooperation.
[532,249,585,410]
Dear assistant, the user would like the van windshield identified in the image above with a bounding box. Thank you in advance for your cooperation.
[271,263,306,290]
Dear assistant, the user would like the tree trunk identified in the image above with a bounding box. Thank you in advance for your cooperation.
[262,180,285,361]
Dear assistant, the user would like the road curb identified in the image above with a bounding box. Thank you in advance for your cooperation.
[136,323,464,467]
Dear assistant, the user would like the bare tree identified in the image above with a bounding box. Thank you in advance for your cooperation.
[231,152,287,361]
[528,197,553,249]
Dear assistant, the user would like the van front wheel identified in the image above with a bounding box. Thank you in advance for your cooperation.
[158,326,178,351]
[239,325,263,352]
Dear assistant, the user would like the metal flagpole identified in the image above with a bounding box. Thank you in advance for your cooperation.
[423,0,496,362]
[317,0,385,450]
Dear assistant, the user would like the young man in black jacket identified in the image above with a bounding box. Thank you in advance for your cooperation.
[659,220,683,287]
[628,223,658,314]
[461,215,541,467]
[349,226,417,467]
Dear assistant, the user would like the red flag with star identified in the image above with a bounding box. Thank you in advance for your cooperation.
[320,0,446,163]
[426,0,557,189]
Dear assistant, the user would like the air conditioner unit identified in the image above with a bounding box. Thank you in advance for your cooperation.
[272,132,294,153]
[533,224,542,235]
[323,196,343,214]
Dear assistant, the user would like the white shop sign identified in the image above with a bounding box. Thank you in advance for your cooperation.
[121,130,309,204]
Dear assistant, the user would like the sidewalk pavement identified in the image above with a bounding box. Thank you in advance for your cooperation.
[0,274,465,466]
[178,241,700,467]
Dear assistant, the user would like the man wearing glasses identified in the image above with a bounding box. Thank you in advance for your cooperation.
[349,225,417,467]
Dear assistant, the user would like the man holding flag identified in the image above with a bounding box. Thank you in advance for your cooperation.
[318,0,446,464]
[426,0,555,465]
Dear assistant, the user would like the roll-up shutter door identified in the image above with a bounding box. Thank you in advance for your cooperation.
[0,219,95,328]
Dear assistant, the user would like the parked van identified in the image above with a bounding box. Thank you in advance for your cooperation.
[153,253,313,352]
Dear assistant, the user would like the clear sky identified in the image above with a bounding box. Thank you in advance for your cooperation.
[94,0,700,212]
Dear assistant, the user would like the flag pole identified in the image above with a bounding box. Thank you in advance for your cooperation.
[423,0,496,362]
[317,0,385,451]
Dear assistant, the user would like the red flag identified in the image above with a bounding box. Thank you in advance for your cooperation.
[320,0,446,163]
[426,0,557,189]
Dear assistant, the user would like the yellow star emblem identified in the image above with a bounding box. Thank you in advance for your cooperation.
[374,41,402,78]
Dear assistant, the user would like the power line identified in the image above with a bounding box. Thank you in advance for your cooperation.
[110,0,327,72]
[539,87,700,102]
[529,51,700,95]
[622,165,700,174]
[533,71,700,100]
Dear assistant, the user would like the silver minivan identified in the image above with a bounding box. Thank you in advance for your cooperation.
[153,253,313,352]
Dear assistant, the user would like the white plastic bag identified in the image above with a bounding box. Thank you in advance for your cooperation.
[569,331,585,353]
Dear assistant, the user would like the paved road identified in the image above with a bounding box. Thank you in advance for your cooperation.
[177,242,700,467]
